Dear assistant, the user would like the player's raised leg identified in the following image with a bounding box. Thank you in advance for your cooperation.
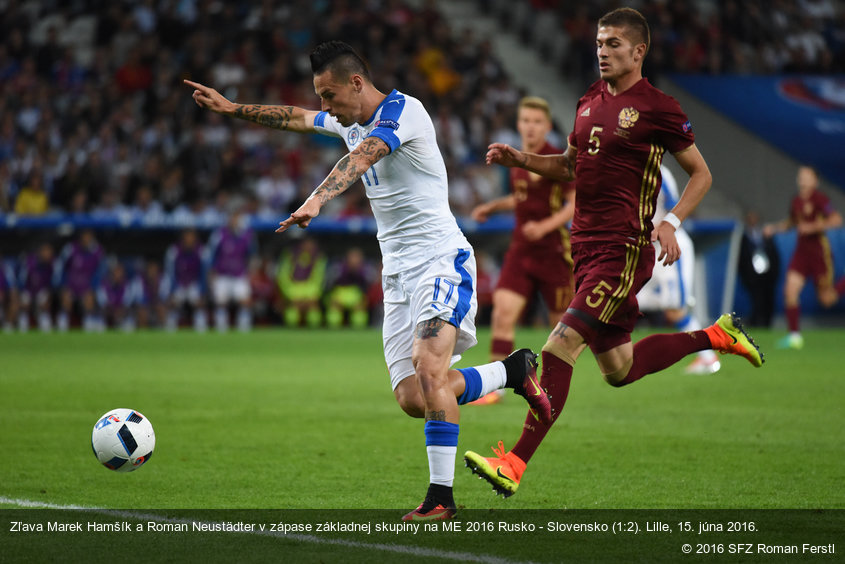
[402,319,460,521]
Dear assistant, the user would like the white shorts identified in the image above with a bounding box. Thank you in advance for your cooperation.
[382,248,478,390]
[171,283,203,305]
[212,275,251,304]
[638,229,695,312]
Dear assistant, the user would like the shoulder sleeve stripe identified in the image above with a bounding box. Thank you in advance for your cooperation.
[314,111,327,128]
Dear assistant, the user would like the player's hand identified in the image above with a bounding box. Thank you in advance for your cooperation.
[471,203,490,223]
[522,220,544,241]
[486,143,525,168]
[796,219,819,235]
[183,79,236,114]
[276,198,321,233]
[653,221,680,266]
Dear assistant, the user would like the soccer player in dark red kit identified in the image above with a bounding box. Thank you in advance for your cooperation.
[464,7,764,497]
[470,96,575,405]
[764,165,845,350]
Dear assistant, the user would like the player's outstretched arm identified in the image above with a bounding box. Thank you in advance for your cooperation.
[471,195,516,223]
[654,143,712,265]
[184,79,318,133]
[277,137,389,232]
[486,143,575,181]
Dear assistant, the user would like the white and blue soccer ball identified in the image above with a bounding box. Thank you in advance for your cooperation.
[91,408,155,472]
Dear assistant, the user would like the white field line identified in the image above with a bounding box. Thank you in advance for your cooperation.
[0,496,535,564]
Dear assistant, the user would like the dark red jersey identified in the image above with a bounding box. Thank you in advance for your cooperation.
[790,190,835,254]
[567,78,694,246]
[510,142,575,255]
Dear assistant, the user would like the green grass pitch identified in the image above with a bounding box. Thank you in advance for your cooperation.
[1,327,843,562]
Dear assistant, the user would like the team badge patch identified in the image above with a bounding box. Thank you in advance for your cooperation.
[347,128,360,145]
[376,119,400,130]
[682,120,693,133]
[617,107,639,129]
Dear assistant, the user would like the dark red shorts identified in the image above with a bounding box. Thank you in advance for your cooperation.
[788,239,835,287]
[496,245,574,313]
[561,240,655,352]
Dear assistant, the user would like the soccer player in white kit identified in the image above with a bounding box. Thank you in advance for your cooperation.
[636,166,721,374]
[185,41,551,520]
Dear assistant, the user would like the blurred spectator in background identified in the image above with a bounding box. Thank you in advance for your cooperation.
[0,258,19,332]
[56,229,106,332]
[13,170,48,215]
[162,228,208,332]
[325,247,372,329]
[18,241,55,332]
[207,209,257,332]
[277,237,326,328]
[98,259,135,331]
[738,211,780,327]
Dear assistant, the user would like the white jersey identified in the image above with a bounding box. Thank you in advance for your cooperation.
[638,165,695,311]
[313,89,470,275]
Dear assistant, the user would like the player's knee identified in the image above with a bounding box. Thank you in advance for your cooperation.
[393,381,424,418]
[603,371,627,388]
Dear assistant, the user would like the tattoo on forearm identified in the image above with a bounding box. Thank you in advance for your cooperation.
[415,318,446,339]
[425,410,447,421]
[312,138,389,205]
[234,105,294,130]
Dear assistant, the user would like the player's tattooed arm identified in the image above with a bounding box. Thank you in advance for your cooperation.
[234,105,294,130]
[184,80,316,132]
[415,318,447,339]
[276,138,389,232]
[310,137,389,205]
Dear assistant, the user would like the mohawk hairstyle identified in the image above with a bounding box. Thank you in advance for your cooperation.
[598,7,651,53]
[309,40,371,81]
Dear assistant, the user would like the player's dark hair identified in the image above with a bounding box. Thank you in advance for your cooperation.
[598,7,651,53]
[309,41,371,81]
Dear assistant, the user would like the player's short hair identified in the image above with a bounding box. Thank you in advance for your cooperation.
[518,96,552,121]
[309,41,371,82]
[598,7,651,53]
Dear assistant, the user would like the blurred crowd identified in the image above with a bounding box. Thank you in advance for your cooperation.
[0,0,533,224]
[3,0,840,223]
[506,0,844,89]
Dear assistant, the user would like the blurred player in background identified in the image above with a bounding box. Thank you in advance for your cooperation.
[17,242,55,332]
[277,237,326,328]
[98,260,135,331]
[132,259,167,329]
[207,209,257,332]
[466,7,764,499]
[0,258,19,332]
[186,40,551,521]
[470,96,575,404]
[162,229,208,332]
[56,229,105,332]
[325,246,371,329]
[764,165,845,349]
[637,165,721,374]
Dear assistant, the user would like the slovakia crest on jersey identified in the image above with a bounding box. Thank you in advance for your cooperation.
[347,128,361,146]
[618,107,639,129]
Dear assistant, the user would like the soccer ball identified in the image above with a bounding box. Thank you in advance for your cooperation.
[91,408,155,472]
